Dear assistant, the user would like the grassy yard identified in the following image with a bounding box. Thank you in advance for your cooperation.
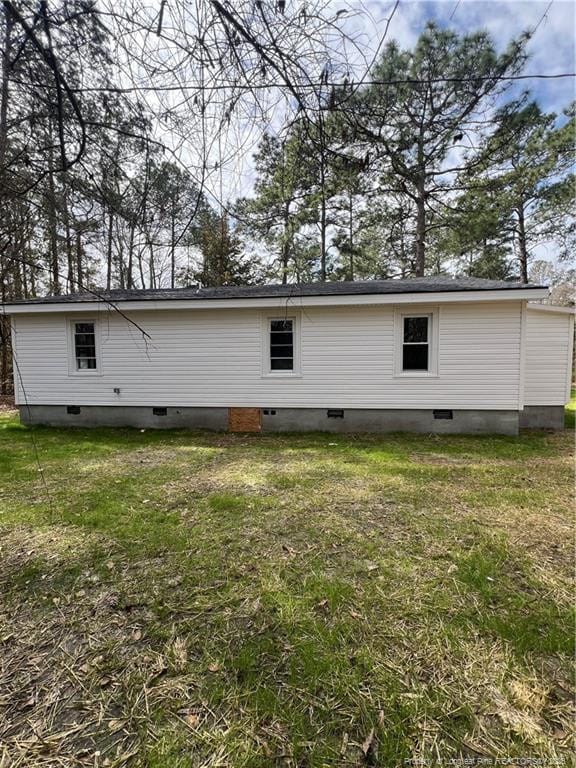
[0,409,574,767]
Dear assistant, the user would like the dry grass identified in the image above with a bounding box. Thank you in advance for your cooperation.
[0,411,574,767]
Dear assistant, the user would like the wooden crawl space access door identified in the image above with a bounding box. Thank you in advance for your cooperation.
[228,407,262,432]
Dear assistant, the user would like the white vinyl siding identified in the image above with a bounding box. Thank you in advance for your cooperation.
[12,301,524,410]
[524,308,574,406]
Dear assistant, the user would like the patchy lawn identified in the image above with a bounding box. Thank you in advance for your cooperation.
[0,411,574,767]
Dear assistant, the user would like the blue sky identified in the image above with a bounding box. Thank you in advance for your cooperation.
[350,0,574,114]
[191,0,575,211]
[350,0,574,266]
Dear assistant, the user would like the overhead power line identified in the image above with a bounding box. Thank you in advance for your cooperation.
[449,0,462,22]
[532,1,554,36]
[10,71,575,96]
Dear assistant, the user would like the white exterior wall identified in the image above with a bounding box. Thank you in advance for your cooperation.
[11,300,524,410]
[524,308,574,406]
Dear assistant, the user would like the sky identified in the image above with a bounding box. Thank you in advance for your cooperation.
[116,0,574,271]
[210,0,575,202]
[340,0,576,265]
[352,0,575,111]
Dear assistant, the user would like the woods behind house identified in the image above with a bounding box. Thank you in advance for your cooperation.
[0,1,574,392]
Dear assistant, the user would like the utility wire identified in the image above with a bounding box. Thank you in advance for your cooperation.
[532,1,554,35]
[19,71,571,94]
[449,0,462,21]
[0,252,152,343]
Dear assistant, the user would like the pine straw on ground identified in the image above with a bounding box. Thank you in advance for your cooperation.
[0,416,574,767]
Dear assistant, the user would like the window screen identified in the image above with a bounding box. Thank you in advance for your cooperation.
[402,316,429,371]
[269,319,294,371]
[74,322,97,370]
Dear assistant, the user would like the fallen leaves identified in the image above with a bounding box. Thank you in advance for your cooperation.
[107,718,127,733]
[361,727,377,763]
[20,694,36,710]
[184,713,199,728]
[361,727,375,754]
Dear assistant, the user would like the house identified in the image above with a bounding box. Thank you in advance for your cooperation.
[3,277,574,435]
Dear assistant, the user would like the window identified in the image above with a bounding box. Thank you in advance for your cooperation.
[262,315,300,376]
[402,316,429,371]
[394,307,438,377]
[74,322,97,369]
[71,321,98,372]
[269,319,294,371]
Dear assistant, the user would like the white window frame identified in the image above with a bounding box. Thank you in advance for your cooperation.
[67,317,102,376]
[261,313,301,378]
[394,306,439,378]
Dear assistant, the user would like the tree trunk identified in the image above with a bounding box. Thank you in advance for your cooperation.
[517,204,529,283]
[0,8,12,175]
[0,315,9,395]
[281,202,290,284]
[348,192,354,281]
[22,248,29,297]
[319,196,327,281]
[75,230,83,290]
[118,232,124,290]
[148,239,156,289]
[415,176,426,277]
[127,222,135,288]
[170,199,176,289]
[62,182,74,291]
[0,255,8,394]
[106,210,114,289]
[12,241,21,297]
[137,247,146,289]
[319,153,327,281]
[46,137,60,295]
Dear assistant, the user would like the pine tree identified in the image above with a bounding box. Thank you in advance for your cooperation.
[459,101,575,282]
[194,212,257,287]
[344,23,529,275]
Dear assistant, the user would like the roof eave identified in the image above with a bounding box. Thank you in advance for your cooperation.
[527,302,574,314]
[2,287,550,314]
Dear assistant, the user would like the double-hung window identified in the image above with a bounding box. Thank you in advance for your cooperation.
[72,321,98,371]
[269,319,294,371]
[263,315,300,376]
[402,316,430,371]
[395,308,438,376]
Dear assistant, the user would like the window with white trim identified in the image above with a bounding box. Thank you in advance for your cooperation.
[394,307,439,376]
[269,318,294,371]
[262,315,300,376]
[402,315,430,371]
[73,321,98,370]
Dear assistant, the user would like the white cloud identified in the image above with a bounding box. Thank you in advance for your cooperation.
[127,1,574,215]
[339,0,574,115]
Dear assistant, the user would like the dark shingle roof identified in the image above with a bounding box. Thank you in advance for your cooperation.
[5,277,546,305]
